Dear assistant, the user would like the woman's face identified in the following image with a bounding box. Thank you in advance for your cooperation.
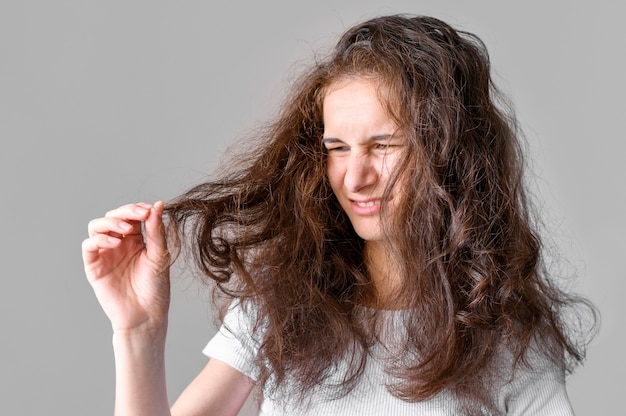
[323,78,405,242]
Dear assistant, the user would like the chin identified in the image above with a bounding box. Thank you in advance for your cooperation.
[352,224,384,242]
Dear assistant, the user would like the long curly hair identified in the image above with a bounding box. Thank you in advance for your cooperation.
[165,14,595,412]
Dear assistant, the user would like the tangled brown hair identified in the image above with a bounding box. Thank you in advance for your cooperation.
[165,14,596,413]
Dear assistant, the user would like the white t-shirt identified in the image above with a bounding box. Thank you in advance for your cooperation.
[203,303,575,415]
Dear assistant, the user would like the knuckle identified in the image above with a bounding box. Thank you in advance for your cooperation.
[87,219,99,235]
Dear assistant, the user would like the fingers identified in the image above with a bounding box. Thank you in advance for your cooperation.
[87,203,152,238]
[104,202,153,218]
[81,232,122,266]
[82,201,169,265]
[144,201,169,265]
[83,202,155,263]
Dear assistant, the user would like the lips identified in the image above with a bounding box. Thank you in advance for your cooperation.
[350,198,382,215]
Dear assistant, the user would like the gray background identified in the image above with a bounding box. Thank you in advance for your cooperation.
[1,1,622,415]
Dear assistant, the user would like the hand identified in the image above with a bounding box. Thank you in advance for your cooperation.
[82,201,171,335]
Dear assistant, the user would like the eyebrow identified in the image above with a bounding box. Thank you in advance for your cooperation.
[321,134,396,145]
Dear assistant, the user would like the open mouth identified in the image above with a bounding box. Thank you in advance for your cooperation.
[350,198,383,215]
[354,200,381,208]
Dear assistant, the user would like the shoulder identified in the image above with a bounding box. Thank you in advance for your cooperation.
[202,300,262,381]
[495,342,574,415]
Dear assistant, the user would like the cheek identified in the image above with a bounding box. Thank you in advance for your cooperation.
[326,161,343,194]
[381,153,401,178]
[382,154,407,191]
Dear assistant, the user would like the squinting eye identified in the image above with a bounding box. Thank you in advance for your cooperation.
[375,143,398,152]
[326,146,350,153]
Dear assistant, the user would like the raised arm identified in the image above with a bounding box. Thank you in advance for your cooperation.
[82,201,172,415]
[82,201,255,415]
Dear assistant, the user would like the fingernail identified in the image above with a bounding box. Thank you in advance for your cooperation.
[119,221,132,231]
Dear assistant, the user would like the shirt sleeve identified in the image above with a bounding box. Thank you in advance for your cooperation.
[202,301,261,381]
[503,352,575,415]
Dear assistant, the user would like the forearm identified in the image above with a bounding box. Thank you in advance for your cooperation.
[112,323,171,416]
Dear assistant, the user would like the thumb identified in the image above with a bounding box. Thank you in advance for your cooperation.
[144,200,169,266]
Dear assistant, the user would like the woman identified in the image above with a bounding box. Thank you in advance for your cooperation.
[82,15,595,415]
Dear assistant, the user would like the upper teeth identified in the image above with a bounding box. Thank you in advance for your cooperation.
[356,201,379,207]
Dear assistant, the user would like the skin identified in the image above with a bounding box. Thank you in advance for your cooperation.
[82,76,405,414]
[323,77,405,302]
[82,202,254,415]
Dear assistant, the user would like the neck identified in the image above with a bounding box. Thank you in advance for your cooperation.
[363,241,403,309]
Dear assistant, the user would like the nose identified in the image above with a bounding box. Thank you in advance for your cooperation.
[344,153,378,193]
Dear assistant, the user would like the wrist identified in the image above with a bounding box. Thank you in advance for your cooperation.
[112,319,168,353]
